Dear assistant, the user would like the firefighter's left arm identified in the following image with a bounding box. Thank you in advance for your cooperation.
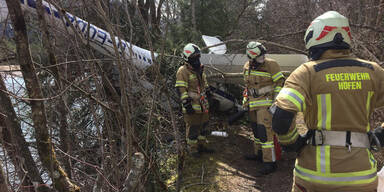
[269,60,285,99]
[175,67,189,101]
[273,78,285,99]
[272,106,309,152]
[272,64,312,152]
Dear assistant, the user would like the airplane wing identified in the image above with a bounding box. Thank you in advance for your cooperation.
[201,53,308,85]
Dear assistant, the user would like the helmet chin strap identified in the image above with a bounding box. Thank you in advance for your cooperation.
[250,59,262,69]
[250,55,265,69]
[188,57,202,70]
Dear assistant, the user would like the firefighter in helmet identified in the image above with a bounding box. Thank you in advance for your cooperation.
[175,43,214,157]
[242,41,285,176]
[272,11,384,191]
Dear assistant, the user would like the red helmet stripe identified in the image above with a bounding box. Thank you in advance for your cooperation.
[185,50,192,54]
[316,26,337,40]
[248,50,258,56]
[342,26,352,39]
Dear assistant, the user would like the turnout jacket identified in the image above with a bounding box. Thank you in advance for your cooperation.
[175,63,209,113]
[275,49,384,190]
[243,58,285,111]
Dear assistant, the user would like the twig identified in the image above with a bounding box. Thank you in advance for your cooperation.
[15,170,28,192]
[353,39,382,64]
[0,73,95,101]
[182,182,212,190]
[350,24,384,33]
[201,164,205,184]
[201,39,307,54]
[0,111,7,117]
[56,148,119,191]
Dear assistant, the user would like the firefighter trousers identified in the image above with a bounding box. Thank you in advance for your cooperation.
[249,108,276,163]
[184,113,209,151]
[292,176,378,192]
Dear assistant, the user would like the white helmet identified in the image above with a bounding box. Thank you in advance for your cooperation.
[246,41,266,59]
[304,11,352,50]
[182,43,201,61]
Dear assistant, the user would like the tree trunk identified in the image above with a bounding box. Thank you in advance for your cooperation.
[191,0,197,32]
[35,0,72,179]
[0,77,51,192]
[0,159,11,192]
[376,0,384,28]
[5,0,79,191]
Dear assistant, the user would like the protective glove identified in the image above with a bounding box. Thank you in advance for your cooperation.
[281,135,307,152]
[205,89,213,100]
[182,97,194,114]
[370,126,384,150]
[281,130,313,154]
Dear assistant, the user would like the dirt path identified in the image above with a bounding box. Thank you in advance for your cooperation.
[181,125,297,192]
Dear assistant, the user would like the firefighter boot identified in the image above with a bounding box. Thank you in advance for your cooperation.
[255,162,276,177]
[197,144,215,153]
[197,135,215,154]
[244,150,262,162]
[187,139,201,158]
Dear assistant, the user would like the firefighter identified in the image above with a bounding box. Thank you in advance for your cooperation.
[242,41,285,176]
[271,11,384,192]
[175,43,214,157]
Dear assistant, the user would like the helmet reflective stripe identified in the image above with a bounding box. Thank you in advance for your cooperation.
[246,41,266,59]
[183,43,201,61]
[304,11,351,50]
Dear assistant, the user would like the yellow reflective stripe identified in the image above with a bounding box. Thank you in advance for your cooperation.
[366,91,374,132]
[272,72,284,82]
[197,135,207,140]
[317,94,332,131]
[254,138,261,144]
[295,163,377,185]
[242,96,248,105]
[189,74,196,80]
[181,92,189,100]
[277,88,306,112]
[316,146,331,173]
[249,100,273,108]
[250,71,271,77]
[261,141,274,148]
[192,104,202,111]
[367,149,377,168]
[187,139,198,145]
[175,80,188,87]
[274,86,282,93]
[278,127,299,144]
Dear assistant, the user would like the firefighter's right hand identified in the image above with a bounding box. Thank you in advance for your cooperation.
[281,135,308,153]
[371,125,384,148]
[183,98,194,114]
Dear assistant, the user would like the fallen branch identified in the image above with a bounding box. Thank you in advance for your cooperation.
[201,39,307,54]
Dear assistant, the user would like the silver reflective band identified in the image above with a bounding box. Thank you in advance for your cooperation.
[295,168,377,182]
[320,146,326,173]
[280,88,304,111]
[320,94,327,130]
[271,147,276,162]
[309,130,370,148]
